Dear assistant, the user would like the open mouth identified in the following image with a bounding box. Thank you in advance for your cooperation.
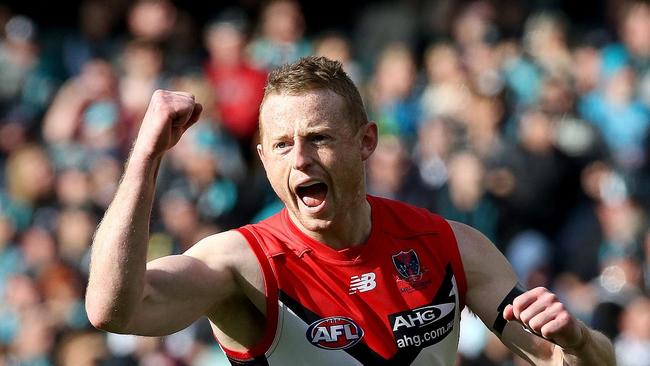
[295,182,328,208]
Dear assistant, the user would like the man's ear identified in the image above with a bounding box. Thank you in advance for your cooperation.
[257,143,267,169]
[360,122,378,161]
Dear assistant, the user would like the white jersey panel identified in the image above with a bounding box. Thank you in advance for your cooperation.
[258,276,462,366]
[408,277,462,366]
[265,303,363,366]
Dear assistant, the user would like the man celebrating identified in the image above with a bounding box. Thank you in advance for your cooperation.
[86,57,614,365]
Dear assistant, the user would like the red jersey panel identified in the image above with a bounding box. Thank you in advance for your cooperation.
[222,195,468,366]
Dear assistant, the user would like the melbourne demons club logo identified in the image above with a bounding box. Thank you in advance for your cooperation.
[392,249,422,282]
[306,316,364,350]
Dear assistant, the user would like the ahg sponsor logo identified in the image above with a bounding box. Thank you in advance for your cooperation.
[392,303,455,331]
[306,317,364,350]
[395,321,454,349]
[389,302,455,349]
[388,265,459,350]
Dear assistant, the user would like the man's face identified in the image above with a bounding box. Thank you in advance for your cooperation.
[258,89,376,233]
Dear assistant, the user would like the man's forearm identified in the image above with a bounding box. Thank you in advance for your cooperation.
[86,152,161,331]
[558,323,616,366]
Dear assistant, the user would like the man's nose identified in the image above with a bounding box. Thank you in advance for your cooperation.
[292,140,314,170]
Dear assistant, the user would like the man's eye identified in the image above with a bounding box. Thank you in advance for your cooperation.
[311,135,328,144]
[274,141,288,149]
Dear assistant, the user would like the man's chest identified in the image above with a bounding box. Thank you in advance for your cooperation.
[271,241,461,361]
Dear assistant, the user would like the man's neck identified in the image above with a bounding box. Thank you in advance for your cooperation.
[292,198,372,250]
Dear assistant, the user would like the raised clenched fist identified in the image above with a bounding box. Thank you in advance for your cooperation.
[133,90,203,159]
[503,286,585,349]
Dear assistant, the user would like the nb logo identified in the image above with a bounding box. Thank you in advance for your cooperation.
[349,272,377,294]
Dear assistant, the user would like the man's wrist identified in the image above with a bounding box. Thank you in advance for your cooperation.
[562,322,589,352]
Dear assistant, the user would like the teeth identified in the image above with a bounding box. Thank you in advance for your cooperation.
[298,181,321,188]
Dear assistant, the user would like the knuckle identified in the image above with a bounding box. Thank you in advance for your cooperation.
[528,317,543,332]
[181,91,195,99]
[513,295,526,308]
[534,286,549,294]
[557,311,571,324]
[551,302,565,313]
[540,325,555,339]
[519,310,533,324]
[542,292,558,304]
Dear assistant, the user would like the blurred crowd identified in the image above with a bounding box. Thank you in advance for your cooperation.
[0,0,649,365]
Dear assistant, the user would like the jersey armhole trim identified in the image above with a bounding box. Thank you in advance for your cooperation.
[438,217,468,310]
[219,227,279,361]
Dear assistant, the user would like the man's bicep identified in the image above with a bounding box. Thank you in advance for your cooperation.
[123,233,242,336]
[452,221,519,329]
[451,221,555,362]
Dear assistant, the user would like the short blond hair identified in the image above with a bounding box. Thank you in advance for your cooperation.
[262,56,368,130]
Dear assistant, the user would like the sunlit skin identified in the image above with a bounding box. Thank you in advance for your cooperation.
[257,89,378,249]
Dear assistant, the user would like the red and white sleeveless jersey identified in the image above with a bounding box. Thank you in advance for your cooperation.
[221,195,468,366]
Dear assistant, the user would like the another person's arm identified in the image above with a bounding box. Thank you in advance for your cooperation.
[85,90,244,336]
[451,221,615,365]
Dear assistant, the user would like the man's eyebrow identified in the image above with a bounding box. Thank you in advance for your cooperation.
[267,126,333,139]
[304,126,334,134]
[266,135,287,142]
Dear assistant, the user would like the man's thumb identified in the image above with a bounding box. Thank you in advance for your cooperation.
[503,304,516,321]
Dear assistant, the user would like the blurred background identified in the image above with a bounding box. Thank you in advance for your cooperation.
[0,0,648,365]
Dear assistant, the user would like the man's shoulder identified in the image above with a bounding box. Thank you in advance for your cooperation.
[369,194,431,215]
[446,220,504,278]
[233,209,292,257]
[245,209,291,241]
[184,230,254,266]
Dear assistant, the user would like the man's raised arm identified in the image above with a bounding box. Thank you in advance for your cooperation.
[451,221,615,365]
[85,90,238,336]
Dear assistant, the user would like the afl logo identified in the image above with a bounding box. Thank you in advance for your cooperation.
[306,316,364,350]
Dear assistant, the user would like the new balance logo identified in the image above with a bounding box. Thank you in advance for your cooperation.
[349,272,377,294]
